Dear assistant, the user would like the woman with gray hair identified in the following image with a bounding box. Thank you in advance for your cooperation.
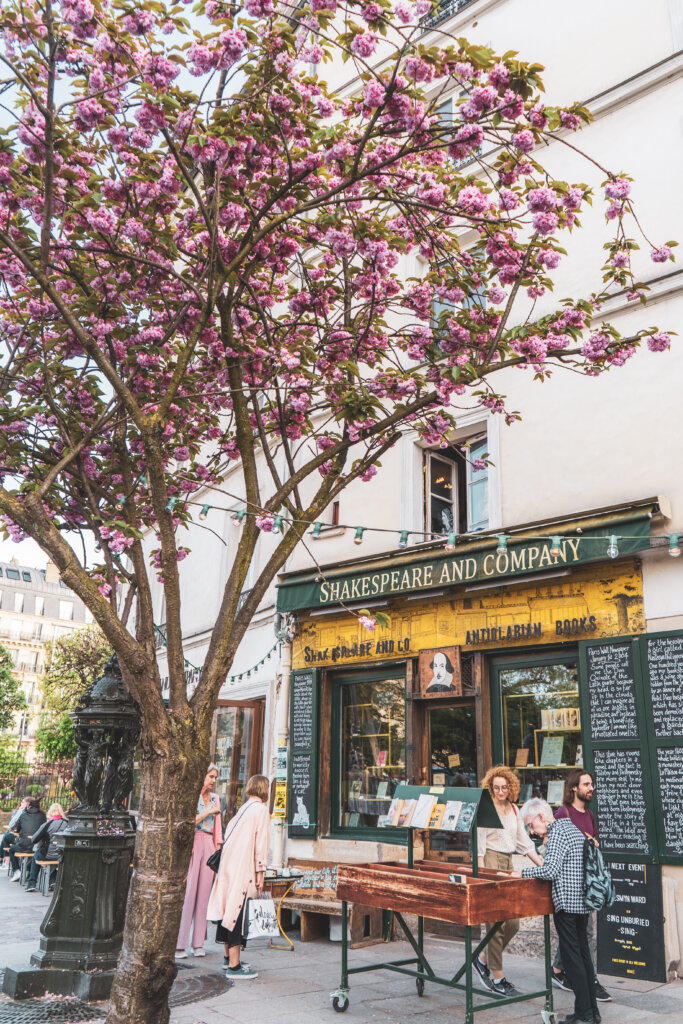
[176,764,222,959]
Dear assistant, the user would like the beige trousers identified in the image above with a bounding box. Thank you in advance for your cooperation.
[483,849,519,974]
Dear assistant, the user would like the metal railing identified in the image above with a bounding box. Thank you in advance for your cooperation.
[421,0,477,30]
[0,757,76,813]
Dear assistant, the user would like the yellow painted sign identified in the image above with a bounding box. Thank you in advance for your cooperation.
[292,560,645,670]
[273,780,287,818]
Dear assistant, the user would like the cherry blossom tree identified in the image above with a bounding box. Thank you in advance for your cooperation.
[0,0,674,1019]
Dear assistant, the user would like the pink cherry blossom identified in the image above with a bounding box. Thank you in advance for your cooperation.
[647,332,671,352]
[651,246,673,263]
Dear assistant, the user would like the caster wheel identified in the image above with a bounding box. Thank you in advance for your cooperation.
[416,977,425,997]
[333,995,349,1012]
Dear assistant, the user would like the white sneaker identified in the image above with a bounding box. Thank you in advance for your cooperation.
[11,873,21,882]
[175,949,188,959]
[192,947,206,957]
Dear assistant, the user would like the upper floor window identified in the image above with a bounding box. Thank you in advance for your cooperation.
[22,571,32,582]
[34,596,45,617]
[59,600,74,621]
[421,0,478,32]
[424,433,489,536]
[6,568,19,580]
[14,593,24,614]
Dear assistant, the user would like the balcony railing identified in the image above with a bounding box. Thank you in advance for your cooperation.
[154,624,167,650]
[421,0,477,30]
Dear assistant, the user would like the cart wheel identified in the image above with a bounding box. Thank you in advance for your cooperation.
[416,977,425,997]
[332,995,349,1013]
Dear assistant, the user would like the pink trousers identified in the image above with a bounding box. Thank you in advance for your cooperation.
[177,830,215,950]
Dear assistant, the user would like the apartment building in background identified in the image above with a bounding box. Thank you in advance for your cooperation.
[0,558,91,750]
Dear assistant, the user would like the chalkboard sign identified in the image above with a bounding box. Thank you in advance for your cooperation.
[592,749,650,855]
[582,629,683,866]
[647,635,683,737]
[585,643,638,740]
[292,671,315,749]
[655,747,683,856]
[290,752,314,831]
[597,862,665,982]
[288,669,319,837]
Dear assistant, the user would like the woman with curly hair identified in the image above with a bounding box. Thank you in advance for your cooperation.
[473,765,543,997]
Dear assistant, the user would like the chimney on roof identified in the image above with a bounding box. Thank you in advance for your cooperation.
[9,556,17,565]
[45,559,60,584]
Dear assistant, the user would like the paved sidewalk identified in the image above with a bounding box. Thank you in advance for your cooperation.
[0,870,682,1024]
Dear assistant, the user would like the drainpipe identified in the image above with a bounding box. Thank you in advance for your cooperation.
[271,635,292,868]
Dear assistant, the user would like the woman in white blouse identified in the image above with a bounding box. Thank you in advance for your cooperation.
[474,765,543,997]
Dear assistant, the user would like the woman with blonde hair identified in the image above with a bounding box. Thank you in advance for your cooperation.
[473,765,543,997]
[176,764,222,958]
[207,774,270,980]
[25,802,68,893]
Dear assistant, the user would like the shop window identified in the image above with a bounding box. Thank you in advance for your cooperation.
[212,700,265,821]
[492,655,581,808]
[425,439,489,536]
[334,672,406,831]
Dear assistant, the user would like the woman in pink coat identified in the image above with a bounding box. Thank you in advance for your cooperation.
[176,764,222,958]
[207,774,270,980]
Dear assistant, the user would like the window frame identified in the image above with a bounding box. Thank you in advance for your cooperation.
[423,431,490,537]
[329,666,408,844]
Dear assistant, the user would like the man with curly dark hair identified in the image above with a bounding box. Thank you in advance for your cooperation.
[473,765,543,997]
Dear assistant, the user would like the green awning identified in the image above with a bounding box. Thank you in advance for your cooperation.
[276,513,652,613]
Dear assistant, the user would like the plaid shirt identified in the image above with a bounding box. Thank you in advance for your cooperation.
[521,817,588,914]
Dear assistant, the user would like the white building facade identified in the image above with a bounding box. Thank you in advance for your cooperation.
[154,0,683,977]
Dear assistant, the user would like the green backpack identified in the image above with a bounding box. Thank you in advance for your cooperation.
[583,837,615,911]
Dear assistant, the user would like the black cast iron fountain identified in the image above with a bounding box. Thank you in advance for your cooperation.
[2,654,140,1001]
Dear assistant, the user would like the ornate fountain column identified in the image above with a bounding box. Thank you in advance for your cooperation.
[3,654,141,1001]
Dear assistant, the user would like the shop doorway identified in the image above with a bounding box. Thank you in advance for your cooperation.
[428,704,477,787]
[211,699,265,820]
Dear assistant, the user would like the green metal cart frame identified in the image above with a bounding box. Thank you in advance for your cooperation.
[330,785,556,1024]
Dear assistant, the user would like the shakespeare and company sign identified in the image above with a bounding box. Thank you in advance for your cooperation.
[277,518,651,613]
[290,560,646,671]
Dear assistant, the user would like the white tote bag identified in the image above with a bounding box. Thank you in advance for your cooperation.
[244,895,279,940]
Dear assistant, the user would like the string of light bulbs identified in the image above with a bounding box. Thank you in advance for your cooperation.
[162,497,682,559]
[152,624,281,683]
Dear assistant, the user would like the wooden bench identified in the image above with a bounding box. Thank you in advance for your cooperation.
[35,859,59,896]
[14,851,33,886]
[281,860,383,948]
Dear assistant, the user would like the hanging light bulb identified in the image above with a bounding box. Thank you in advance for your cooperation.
[232,510,246,526]
[199,504,210,521]
[272,515,284,534]
[550,536,562,556]
[398,531,409,549]
[669,535,681,558]
[444,532,457,552]
[165,497,178,513]
[354,527,365,545]
[606,535,619,559]
[496,535,508,555]
[311,522,323,538]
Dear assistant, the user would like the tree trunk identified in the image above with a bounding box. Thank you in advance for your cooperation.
[105,742,206,1024]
